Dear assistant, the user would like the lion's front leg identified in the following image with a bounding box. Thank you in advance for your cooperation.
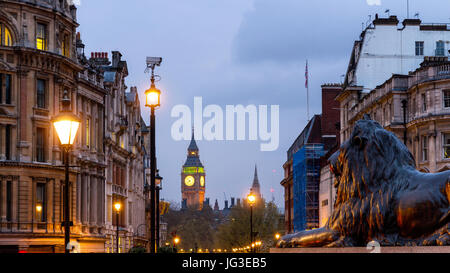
[277,228,340,248]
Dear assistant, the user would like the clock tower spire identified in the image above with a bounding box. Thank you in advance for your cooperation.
[181,128,206,209]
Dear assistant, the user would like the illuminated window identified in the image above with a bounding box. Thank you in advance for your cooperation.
[4,27,11,46]
[86,118,90,148]
[183,167,198,174]
[36,23,47,51]
[36,183,46,222]
[62,33,70,57]
[0,23,13,46]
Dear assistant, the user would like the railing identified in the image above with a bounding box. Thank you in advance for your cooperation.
[0,220,107,235]
[112,184,127,197]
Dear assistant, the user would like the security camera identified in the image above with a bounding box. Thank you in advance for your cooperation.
[146,57,162,67]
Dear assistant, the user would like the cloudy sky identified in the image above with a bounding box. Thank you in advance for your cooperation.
[77,0,450,209]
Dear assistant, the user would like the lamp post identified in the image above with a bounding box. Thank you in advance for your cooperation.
[114,202,121,253]
[247,190,256,253]
[145,58,162,253]
[52,91,80,254]
[155,170,163,250]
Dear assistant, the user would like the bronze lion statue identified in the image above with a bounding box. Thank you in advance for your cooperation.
[278,115,450,247]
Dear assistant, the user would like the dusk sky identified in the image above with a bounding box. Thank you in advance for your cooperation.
[77,0,450,209]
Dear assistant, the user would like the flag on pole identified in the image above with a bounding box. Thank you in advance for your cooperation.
[305,60,309,89]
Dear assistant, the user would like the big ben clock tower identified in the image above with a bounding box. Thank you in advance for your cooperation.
[181,130,206,209]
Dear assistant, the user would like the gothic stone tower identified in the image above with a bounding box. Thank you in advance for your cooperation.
[181,131,206,209]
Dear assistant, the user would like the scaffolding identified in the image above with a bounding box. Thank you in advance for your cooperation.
[292,144,325,232]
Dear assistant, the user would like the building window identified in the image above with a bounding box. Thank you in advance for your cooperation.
[422,94,427,112]
[61,33,70,57]
[36,127,46,162]
[5,124,11,160]
[86,118,90,148]
[36,23,47,51]
[36,79,46,108]
[443,90,450,108]
[443,134,450,159]
[0,73,12,105]
[36,183,46,222]
[415,41,424,56]
[436,41,445,56]
[0,23,13,46]
[422,136,428,161]
[322,199,328,207]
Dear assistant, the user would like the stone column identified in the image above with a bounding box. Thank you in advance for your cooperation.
[90,174,97,225]
[17,70,30,162]
[81,173,88,224]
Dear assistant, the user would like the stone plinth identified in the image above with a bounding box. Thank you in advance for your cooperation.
[270,246,450,253]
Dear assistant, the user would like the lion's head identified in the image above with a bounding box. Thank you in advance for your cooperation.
[326,115,416,242]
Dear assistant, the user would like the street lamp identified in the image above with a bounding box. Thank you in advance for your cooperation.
[114,202,121,253]
[145,57,162,253]
[247,190,256,253]
[155,170,163,250]
[52,90,80,254]
[275,233,281,240]
[173,236,180,252]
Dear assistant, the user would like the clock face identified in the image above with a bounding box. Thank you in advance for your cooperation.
[200,176,205,187]
[184,176,195,187]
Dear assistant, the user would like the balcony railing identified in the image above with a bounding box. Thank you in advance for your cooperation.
[0,220,105,236]
[112,184,127,197]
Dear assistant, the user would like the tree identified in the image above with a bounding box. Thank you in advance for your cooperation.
[164,203,217,251]
[215,201,283,252]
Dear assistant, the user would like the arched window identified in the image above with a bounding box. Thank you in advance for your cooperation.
[0,23,13,46]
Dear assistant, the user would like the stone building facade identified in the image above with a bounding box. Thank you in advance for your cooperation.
[338,56,450,174]
[0,0,148,253]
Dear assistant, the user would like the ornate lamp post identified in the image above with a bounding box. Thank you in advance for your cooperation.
[114,202,122,253]
[144,57,162,253]
[247,190,256,253]
[52,91,80,254]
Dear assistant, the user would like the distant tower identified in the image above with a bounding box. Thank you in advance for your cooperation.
[214,199,219,211]
[251,165,262,200]
[181,129,206,209]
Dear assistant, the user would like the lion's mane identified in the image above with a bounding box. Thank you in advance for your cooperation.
[326,118,416,244]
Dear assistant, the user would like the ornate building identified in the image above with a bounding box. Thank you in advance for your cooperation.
[181,131,205,210]
[338,56,450,173]
[0,0,148,253]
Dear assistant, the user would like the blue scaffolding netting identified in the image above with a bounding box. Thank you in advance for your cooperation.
[293,144,325,232]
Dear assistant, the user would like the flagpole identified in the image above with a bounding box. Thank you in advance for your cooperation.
[306,60,310,121]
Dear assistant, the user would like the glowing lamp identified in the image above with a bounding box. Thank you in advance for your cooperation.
[247,192,256,205]
[145,84,161,108]
[114,202,121,212]
[53,112,80,146]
